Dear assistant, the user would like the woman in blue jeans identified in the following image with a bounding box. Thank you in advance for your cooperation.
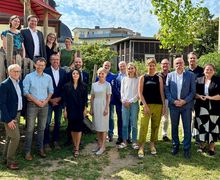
[118,63,139,149]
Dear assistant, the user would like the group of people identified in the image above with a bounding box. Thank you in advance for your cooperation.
[0,14,220,171]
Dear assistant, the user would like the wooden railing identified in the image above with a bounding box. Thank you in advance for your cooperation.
[0,33,34,82]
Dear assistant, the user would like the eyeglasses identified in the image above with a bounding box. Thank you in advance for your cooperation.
[49,36,56,39]
[11,70,21,73]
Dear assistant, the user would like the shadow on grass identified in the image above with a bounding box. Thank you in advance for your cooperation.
[115,140,220,179]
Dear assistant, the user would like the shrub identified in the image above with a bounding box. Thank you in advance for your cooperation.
[198,52,220,75]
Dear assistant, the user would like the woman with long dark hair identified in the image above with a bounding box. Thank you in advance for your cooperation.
[64,69,88,157]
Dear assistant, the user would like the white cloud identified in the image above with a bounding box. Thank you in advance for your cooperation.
[55,0,219,37]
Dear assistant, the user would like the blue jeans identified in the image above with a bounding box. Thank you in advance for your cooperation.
[170,107,192,150]
[24,102,48,153]
[44,104,62,144]
[108,103,123,139]
[122,102,139,142]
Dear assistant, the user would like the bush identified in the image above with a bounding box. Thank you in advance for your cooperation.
[198,52,220,75]
[133,60,162,76]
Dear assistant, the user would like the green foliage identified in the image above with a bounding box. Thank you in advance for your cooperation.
[198,52,220,75]
[194,17,219,57]
[75,43,117,79]
[133,60,161,76]
[151,0,209,53]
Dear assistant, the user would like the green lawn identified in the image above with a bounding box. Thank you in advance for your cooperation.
[0,117,220,179]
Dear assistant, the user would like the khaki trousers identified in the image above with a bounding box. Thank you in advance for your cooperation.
[3,112,20,164]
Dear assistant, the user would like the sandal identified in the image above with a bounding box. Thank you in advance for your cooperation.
[74,149,79,158]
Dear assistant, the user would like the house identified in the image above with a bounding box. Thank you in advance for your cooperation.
[0,0,62,48]
[73,26,141,44]
[110,36,193,63]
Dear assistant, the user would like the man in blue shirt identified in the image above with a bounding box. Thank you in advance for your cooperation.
[23,57,53,160]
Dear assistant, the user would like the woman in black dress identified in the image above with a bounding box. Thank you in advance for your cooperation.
[64,69,88,157]
[194,64,220,155]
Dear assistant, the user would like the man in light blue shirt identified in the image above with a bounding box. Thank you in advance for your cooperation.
[23,57,53,160]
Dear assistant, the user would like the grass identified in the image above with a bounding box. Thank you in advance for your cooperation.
[0,116,220,179]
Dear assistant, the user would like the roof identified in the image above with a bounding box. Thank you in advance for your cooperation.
[0,0,61,20]
[109,36,159,45]
[72,26,134,32]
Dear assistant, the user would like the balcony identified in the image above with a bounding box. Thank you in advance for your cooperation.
[79,33,129,39]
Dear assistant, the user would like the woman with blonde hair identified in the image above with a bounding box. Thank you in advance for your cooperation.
[138,58,165,157]
[118,63,139,150]
[45,32,58,67]
[90,67,112,155]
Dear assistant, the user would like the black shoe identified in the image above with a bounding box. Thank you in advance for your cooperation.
[171,146,179,155]
[163,136,171,142]
[109,136,113,142]
[116,138,123,145]
[127,139,132,144]
[208,150,215,156]
[184,150,191,159]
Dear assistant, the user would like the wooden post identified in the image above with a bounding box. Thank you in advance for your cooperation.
[23,0,31,28]
[218,13,220,52]
[0,52,6,82]
[92,64,98,83]
[6,33,13,66]
[43,0,49,40]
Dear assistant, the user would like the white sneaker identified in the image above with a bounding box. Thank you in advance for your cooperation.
[92,146,100,153]
[118,142,127,149]
[96,147,105,155]
[132,143,139,150]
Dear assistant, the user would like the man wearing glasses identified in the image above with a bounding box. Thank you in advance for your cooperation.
[0,64,22,170]
[165,57,196,159]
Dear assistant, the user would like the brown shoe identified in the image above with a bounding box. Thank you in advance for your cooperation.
[38,149,46,158]
[25,153,33,161]
[7,163,19,170]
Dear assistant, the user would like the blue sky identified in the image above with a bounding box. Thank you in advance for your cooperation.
[54,0,219,37]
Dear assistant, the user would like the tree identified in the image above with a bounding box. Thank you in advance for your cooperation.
[194,17,219,57]
[151,0,209,53]
[76,43,117,81]
[198,52,220,75]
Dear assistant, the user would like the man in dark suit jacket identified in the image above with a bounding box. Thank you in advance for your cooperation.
[44,54,66,151]
[20,15,46,60]
[165,57,196,159]
[0,64,22,170]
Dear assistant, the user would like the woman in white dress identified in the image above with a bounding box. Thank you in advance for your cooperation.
[90,67,112,155]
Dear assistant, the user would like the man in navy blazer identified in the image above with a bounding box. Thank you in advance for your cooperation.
[165,57,196,159]
[44,54,67,151]
[0,64,22,170]
[20,15,46,61]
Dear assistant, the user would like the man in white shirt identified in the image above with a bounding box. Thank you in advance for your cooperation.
[21,15,46,61]
[44,54,67,151]
[165,57,196,159]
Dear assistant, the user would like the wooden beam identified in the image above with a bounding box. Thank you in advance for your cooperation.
[43,0,49,40]
[23,0,31,27]
[218,13,220,52]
